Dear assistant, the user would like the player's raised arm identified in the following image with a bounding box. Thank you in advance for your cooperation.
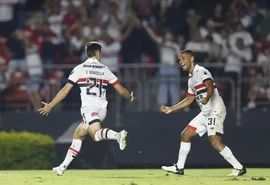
[105,66,135,103]
[39,67,80,116]
[160,95,195,114]
[38,83,74,116]
[113,83,135,103]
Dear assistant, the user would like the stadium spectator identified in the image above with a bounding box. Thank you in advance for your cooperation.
[257,8,270,39]
[224,37,252,108]
[5,29,26,82]
[143,22,180,106]
[25,37,44,112]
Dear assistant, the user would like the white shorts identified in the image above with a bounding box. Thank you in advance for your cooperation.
[80,105,107,129]
[186,112,226,137]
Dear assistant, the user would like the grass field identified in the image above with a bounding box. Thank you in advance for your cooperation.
[0,168,269,185]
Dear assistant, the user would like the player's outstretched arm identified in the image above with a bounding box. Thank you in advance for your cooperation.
[160,96,195,114]
[38,83,74,116]
[113,83,136,103]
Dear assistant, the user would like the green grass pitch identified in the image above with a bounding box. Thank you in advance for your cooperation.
[0,168,269,185]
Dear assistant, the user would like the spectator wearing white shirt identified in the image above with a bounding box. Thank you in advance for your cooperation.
[143,22,180,106]
[0,0,19,36]
[229,23,254,48]
[99,28,121,74]
[185,31,210,62]
[224,38,252,107]
[25,38,43,112]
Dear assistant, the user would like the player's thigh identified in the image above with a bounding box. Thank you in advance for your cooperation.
[207,114,225,137]
[185,112,207,137]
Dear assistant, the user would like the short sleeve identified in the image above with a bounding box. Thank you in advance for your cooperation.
[68,67,80,85]
[200,68,213,82]
[105,67,119,86]
[187,85,195,97]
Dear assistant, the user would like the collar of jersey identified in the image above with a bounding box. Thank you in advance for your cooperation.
[189,64,199,77]
[86,58,99,63]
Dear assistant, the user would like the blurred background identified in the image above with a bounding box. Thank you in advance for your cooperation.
[0,0,270,170]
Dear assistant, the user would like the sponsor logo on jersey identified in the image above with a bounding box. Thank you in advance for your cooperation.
[91,112,98,117]
[83,64,105,68]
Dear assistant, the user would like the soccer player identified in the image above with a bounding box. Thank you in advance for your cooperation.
[160,50,246,176]
[38,41,135,176]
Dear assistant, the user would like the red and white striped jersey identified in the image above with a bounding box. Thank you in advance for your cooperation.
[68,58,119,109]
[187,64,226,116]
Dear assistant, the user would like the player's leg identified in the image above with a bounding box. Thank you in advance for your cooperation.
[87,108,128,150]
[207,115,246,176]
[162,113,206,175]
[53,122,88,176]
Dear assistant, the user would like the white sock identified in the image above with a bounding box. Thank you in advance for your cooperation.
[94,128,119,141]
[61,139,82,169]
[220,146,243,169]
[176,142,191,169]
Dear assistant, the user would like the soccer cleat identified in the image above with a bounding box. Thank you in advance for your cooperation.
[228,167,247,176]
[161,164,184,175]
[118,130,128,150]
[52,166,65,176]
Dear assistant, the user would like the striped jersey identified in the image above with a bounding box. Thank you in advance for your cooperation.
[68,58,119,109]
[187,64,226,116]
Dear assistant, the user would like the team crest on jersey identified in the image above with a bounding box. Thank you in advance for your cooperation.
[204,71,207,75]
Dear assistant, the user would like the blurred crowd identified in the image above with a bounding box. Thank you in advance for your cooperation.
[0,0,270,112]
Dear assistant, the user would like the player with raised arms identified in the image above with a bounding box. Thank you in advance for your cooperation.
[39,41,135,176]
[160,50,246,176]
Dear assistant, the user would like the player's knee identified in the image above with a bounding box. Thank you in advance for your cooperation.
[73,133,85,140]
[209,138,222,149]
[181,132,191,142]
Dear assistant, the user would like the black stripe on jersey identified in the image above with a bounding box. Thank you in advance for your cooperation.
[78,84,89,87]
[196,88,207,95]
[68,79,76,85]
[203,78,213,83]
[102,85,107,90]
[196,85,217,95]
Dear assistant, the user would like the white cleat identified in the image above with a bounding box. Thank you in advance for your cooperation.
[161,164,184,175]
[118,130,128,150]
[52,166,64,176]
[228,167,247,176]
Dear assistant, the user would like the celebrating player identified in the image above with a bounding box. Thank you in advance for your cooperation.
[38,41,135,176]
[160,50,246,176]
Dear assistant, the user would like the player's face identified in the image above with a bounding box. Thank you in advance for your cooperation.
[178,53,193,71]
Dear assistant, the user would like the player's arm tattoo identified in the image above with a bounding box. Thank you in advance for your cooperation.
[203,79,214,101]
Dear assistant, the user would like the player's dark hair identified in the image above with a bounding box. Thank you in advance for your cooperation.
[180,49,194,57]
[85,42,102,57]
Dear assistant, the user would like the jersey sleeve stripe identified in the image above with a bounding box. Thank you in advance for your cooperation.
[187,93,195,96]
[111,80,119,86]
[77,78,87,83]
[67,79,76,85]
[194,84,205,90]
[103,80,108,84]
